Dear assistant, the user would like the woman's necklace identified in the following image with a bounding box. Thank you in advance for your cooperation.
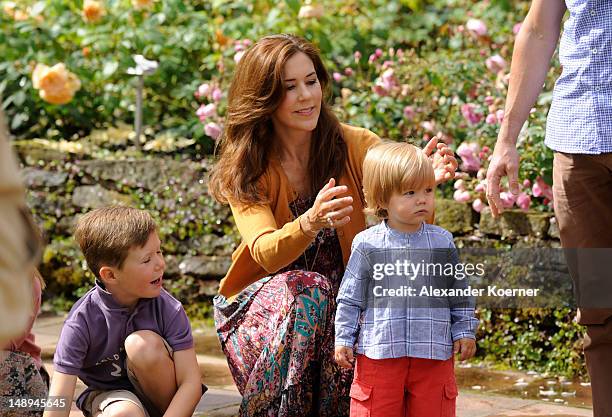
[280,156,322,272]
[289,196,322,272]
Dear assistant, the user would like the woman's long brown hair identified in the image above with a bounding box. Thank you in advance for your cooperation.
[208,34,347,206]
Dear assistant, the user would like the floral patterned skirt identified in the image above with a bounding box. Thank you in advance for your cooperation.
[214,270,353,417]
[0,351,48,417]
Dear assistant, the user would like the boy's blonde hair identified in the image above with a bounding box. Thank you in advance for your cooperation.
[75,206,157,279]
[362,141,435,218]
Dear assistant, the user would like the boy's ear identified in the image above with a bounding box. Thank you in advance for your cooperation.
[99,266,115,285]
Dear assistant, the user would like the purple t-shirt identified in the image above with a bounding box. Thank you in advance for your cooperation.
[53,281,193,410]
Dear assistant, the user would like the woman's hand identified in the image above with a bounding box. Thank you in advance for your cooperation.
[300,178,353,237]
[334,345,355,369]
[423,136,458,184]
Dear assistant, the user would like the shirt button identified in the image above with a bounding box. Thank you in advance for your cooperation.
[590,9,596,16]
[592,48,598,54]
[595,86,601,92]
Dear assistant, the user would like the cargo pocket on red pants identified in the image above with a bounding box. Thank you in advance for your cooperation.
[441,380,458,417]
[349,380,372,417]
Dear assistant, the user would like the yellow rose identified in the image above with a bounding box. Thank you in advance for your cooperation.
[132,0,155,10]
[215,29,230,47]
[298,4,324,19]
[82,0,105,23]
[32,63,81,105]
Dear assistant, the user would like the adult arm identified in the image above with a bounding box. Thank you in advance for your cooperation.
[43,372,77,417]
[486,0,567,216]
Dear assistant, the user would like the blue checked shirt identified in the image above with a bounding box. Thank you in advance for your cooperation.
[335,221,478,360]
[545,0,612,154]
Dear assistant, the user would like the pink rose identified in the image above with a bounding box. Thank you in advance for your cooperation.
[196,103,216,121]
[532,177,553,201]
[196,83,211,98]
[516,192,531,212]
[486,113,498,124]
[211,87,223,102]
[472,198,485,213]
[484,95,495,106]
[485,54,507,73]
[381,68,396,89]
[495,109,505,124]
[461,103,483,125]
[475,182,487,193]
[375,48,383,58]
[513,22,523,35]
[457,142,482,172]
[354,51,362,62]
[466,18,487,37]
[333,72,342,82]
[368,54,377,63]
[234,50,245,63]
[454,179,466,190]
[204,122,222,140]
[421,120,436,133]
[522,179,531,188]
[344,67,353,76]
[453,189,471,203]
[403,105,416,120]
[499,191,516,208]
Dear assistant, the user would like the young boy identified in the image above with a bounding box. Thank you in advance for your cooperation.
[44,206,204,417]
[334,142,478,417]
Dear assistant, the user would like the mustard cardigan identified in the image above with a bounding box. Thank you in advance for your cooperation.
[218,124,382,297]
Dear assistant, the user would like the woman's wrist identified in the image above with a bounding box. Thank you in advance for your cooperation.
[299,211,319,238]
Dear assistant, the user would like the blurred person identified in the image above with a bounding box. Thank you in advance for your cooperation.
[0,106,42,345]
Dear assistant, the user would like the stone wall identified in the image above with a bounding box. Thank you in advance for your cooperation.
[15,141,237,302]
[15,141,560,304]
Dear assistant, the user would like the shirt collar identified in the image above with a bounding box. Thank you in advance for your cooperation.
[382,219,425,238]
[93,279,138,313]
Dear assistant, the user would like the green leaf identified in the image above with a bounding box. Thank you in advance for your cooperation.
[11,113,27,130]
[285,0,301,14]
[102,61,119,78]
[400,0,424,12]
[12,90,26,106]
[265,8,282,27]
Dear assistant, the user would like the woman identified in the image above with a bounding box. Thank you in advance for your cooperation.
[208,34,457,417]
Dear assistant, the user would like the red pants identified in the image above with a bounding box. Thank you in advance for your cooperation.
[349,354,457,417]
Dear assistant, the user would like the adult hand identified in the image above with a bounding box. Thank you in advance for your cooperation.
[334,346,355,369]
[423,136,458,184]
[453,338,476,361]
[485,141,520,217]
[300,178,353,237]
